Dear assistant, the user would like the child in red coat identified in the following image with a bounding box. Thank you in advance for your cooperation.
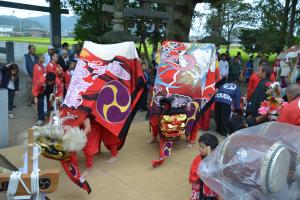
[33,55,46,88]
[189,133,221,200]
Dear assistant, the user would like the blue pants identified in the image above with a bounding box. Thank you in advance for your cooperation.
[37,94,45,120]
[37,94,51,121]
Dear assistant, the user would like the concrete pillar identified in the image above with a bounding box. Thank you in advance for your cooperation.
[0,89,8,148]
[5,42,14,63]
[50,0,61,48]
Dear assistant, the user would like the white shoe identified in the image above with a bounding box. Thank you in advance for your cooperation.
[35,120,44,126]
[8,114,14,119]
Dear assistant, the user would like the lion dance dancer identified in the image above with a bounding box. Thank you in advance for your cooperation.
[36,41,146,193]
[148,41,221,167]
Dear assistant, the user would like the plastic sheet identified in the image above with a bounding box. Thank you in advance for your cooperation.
[198,122,300,200]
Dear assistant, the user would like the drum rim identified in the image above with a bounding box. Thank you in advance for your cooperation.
[260,142,291,193]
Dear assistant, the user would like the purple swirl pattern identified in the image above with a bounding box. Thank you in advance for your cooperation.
[64,59,92,108]
[96,80,131,123]
[163,141,173,157]
[185,99,204,135]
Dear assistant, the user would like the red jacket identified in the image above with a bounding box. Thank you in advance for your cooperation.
[46,62,59,74]
[64,70,71,89]
[189,155,217,197]
[33,63,46,87]
[32,75,63,97]
[46,61,70,89]
[247,73,260,101]
[278,97,300,126]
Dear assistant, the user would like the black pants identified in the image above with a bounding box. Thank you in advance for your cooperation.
[228,73,239,83]
[215,102,231,136]
[140,88,148,111]
[8,89,15,113]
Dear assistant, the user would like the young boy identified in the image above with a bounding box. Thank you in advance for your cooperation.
[33,55,46,88]
[189,133,220,200]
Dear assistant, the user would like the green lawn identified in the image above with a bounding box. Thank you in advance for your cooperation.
[0,36,77,54]
[0,36,77,45]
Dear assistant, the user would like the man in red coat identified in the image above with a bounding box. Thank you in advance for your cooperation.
[278,84,300,126]
[32,72,63,125]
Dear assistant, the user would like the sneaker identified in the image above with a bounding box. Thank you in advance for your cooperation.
[35,120,44,126]
[8,114,14,119]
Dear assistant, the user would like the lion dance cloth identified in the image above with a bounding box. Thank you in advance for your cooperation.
[59,41,145,193]
[149,41,221,167]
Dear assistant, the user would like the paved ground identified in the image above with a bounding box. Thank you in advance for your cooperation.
[0,120,223,200]
[7,72,36,146]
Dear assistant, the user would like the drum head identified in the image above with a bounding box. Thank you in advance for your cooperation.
[261,142,291,193]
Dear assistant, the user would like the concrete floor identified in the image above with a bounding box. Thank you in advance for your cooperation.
[0,120,223,200]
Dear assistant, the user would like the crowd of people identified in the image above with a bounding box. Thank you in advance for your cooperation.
[0,43,80,124]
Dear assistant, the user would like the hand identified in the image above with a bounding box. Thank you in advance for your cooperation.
[34,97,38,104]
[49,94,55,102]
[239,74,244,81]
[15,91,18,95]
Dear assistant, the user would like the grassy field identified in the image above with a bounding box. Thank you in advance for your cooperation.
[0,36,276,62]
[0,36,76,44]
[0,36,77,54]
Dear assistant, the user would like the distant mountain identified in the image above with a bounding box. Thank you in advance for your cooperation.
[0,15,45,32]
[0,15,79,36]
[28,15,79,36]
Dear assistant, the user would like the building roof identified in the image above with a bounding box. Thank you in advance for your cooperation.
[25,27,47,32]
[0,25,15,28]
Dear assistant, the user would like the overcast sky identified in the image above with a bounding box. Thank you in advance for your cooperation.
[0,0,73,18]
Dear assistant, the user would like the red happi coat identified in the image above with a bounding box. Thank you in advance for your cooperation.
[189,155,218,199]
[33,63,46,87]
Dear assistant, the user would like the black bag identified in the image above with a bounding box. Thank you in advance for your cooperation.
[228,113,246,134]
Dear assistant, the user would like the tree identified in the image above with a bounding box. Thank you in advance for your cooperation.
[240,28,282,54]
[203,0,256,47]
[64,0,114,42]
[288,0,299,46]
[222,0,256,48]
[239,29,257,53]
[257,0,300,50]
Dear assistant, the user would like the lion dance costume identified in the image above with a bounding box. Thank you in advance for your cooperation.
[149,41,221,167]
[35,41,146,193]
